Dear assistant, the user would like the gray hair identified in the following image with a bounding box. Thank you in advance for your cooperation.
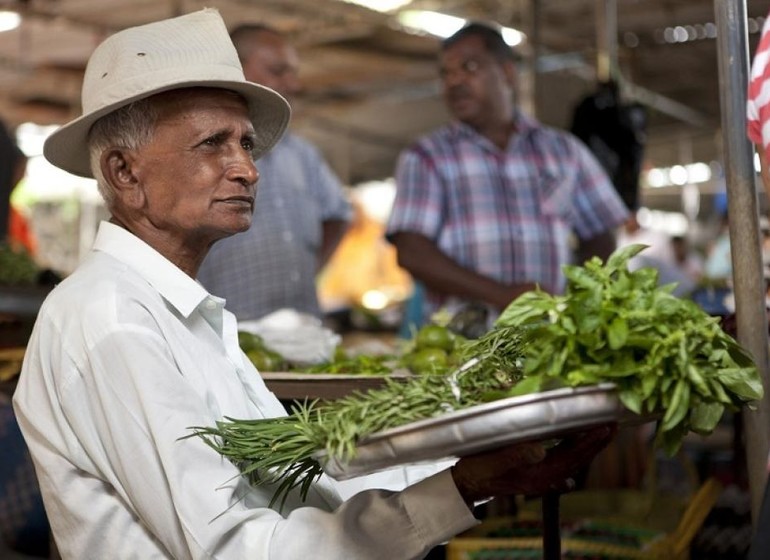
[88,98,159,208]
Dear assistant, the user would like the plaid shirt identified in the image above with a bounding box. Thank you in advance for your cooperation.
[198,133,352,320]
[386,112,629,319]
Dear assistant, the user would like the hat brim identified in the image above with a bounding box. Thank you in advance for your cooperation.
[43,80,290,179]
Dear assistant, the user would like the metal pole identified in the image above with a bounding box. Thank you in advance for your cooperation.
[595,0,618,83]
[714,0,770,524]
[541,493,561,560]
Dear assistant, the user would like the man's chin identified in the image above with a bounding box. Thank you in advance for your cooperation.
[450,108,477,125]
[213,220,253,242]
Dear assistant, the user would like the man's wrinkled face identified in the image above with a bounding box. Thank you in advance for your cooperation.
[127,89,259,247]
[439,35,515,129]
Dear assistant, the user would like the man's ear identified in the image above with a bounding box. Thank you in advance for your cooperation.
[502,60,517,89]
[101,148,145,209]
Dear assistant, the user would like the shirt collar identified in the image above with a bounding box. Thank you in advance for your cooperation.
[91,221,211,318]
[449,110,539,145]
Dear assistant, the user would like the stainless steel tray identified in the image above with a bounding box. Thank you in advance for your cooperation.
[316,383,630,480]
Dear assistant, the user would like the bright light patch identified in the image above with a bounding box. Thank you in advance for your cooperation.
[669,165,688,185]
[397,10,466,38]
[342,0,412,12]
[647,168,668,188]
[501,28,525,47]
[397,10,525,45]
[0,11,20,33]
[686,162,711,183]
[361,289,389,310]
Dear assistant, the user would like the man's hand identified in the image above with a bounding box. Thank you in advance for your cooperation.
[451,424,616,505]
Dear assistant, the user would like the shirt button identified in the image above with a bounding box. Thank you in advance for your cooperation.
[205,300,217,310]
[274,199,284,208]
[290,271,300,282]
[283,231,293,242]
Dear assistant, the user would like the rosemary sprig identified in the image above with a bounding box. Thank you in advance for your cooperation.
[187,325,525,510]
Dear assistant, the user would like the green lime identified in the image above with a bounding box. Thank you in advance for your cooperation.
[333,345,348,362]
[247,349,284,372]
[409,347,448,375]
[238,331,265,352]
[415,324,455,352]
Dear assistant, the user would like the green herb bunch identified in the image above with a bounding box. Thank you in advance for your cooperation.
[496,243,764,455]
[0,242,39,285]
[189,326,524,509]
[296,352,397,375]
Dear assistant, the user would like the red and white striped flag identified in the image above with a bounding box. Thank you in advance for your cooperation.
[748,16,770,157]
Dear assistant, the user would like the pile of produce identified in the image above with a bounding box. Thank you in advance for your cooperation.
[240,322,470,376]
[238,331,288,372]
[192,244,763,506]
[0,242,39,285]
[495,244,763,455]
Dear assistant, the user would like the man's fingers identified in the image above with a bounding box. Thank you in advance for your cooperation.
[465,440,547,466]
[544,423,617,464]
[504,441,548,465]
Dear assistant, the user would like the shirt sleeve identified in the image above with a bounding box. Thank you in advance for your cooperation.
[385,144,446,242]
[301,139,353,223]
[563,134,630,240]
[20,300,475,560]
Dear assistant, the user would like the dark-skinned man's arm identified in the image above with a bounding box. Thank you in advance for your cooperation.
[576,228,618,266]
[390,231,537,313]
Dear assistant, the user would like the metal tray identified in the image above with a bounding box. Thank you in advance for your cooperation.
[317,383,631,480]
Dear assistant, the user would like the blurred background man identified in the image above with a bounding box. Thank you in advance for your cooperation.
[386,22,629,327]
[198,24,352,321]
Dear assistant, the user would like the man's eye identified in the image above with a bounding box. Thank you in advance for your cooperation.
[202,135,223,147]
[242,138,255,152]
[463,60,480,73]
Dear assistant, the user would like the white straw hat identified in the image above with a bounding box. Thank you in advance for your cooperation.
[43,8,290,178]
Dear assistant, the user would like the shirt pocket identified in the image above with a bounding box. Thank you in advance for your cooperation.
[537,168,574,222]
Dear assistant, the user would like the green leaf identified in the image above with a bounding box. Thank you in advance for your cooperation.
[640,371,659,399]
[689,401,725,435]
[496,292,552,326]
[619,389,643,414]
[507,375,544,397]
[662,379,690,431]
[565,367,604,385]
[607,317,629,350]
[606,243,648,272]
[629,267,660,291]
[684,364,711,397]
[716,368,764,401]
[725,342,759,368]
[564,266,603,292]
[656,421,689,457]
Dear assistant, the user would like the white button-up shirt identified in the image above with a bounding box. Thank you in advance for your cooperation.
[13,221,475,559]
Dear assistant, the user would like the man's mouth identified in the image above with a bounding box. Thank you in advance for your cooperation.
[220,196,254,206]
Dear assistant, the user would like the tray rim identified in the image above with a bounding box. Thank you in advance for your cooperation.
[358,382,619,445]
[315,382,628,479]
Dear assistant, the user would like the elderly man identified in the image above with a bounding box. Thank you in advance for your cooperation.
[13,10,612,560]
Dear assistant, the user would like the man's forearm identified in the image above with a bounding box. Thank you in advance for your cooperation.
[391,232,535,311]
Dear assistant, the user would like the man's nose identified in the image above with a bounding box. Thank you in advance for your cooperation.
[230,148,259,186]
[442,67,466,88]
